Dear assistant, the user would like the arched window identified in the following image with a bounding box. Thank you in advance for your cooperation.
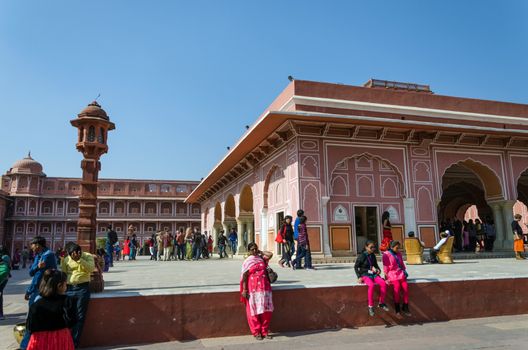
[98,127,105,143]
[41,201,53,214]
[88,126,96,142]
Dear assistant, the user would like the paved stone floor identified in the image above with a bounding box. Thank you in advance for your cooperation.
[85,314,528,350]
[1,255,528,349]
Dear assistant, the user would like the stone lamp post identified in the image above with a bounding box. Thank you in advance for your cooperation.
[71,101,115,292]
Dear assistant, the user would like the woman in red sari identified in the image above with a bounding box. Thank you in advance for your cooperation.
[240,243,274,340]
[380,211,393,252]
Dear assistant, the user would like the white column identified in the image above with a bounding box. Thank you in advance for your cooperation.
[247,219,254,244]
[321,196,332,256]
[403,198,417,236]
[237,219,246,254]
[500,200,515,250]
[260,209,268,251]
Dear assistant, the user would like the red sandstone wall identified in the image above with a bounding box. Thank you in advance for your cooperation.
[80,278,528,348]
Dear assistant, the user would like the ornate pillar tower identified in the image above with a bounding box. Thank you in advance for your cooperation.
[70,101,115,260]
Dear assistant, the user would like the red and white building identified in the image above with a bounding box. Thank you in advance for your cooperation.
[187,79,528,257]
[0,154,201,253]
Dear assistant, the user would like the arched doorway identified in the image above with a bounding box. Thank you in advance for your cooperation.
[239,184,255,249]
[438,160,501,250]
[262,165,286,254]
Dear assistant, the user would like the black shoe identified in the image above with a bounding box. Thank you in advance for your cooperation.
[255,334,263,340]
[378,303,389,311]
[402,303,411,316]
[395,303,401,315]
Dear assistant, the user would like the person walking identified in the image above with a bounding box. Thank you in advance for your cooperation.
[122,236,130,261]
[294,216,314,270]
[20,236,58,350]
[475,219,485,252]
[468,219,477,252]
[192,229,203,260]
[484,218,496,252]
[129,234,138,260]
[512,214,526,260]
[61,242,95,348]
[218,231,228,258]
[277,216,294,268]
[0,247,11,320]
[228,228,238,257]
[185,228,194,260]
[462,221,470,251]
[105,225,118,267]
[354,240,388,317]
[240,243,274,340]
[207,234,214,258]
[383,241,411,316]
[155,231,164,261]
[21,246,29,269]
[25,269,76,350]
[148,238,155,260]
[162,230,171,261]
[176,229,185,260]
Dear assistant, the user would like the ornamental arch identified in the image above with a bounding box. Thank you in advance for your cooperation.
[437,159,503,224]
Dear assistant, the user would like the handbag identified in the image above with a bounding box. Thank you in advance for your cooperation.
[267,266,278,284]
[275,226,285,243]
[261,256,278,283]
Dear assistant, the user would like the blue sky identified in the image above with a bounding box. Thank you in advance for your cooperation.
[0,1,527,181]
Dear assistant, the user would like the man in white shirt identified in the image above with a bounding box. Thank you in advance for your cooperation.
[430,231,450,263]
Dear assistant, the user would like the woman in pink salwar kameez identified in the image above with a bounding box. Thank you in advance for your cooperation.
[240,243,274,340]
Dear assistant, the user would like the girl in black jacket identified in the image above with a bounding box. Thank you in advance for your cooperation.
[354,240,388,317]
[26,269,76,350]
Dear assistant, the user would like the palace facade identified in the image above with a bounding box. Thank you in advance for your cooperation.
[0,154,200,253]
[187,79,528,257]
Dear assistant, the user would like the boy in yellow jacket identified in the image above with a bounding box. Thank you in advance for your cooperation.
[61,243,95,347]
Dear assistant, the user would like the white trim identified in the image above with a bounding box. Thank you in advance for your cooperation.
[291,95,528,126]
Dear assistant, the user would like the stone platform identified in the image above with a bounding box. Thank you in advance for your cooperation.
[1,255,528,349]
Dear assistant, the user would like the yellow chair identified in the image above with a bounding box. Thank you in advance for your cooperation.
[437,236,455,264]
[404,238,424,265]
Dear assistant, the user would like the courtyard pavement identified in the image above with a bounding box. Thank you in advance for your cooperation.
[1,255,528,349]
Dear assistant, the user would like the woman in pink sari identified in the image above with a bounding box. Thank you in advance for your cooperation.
[240,243,274,340]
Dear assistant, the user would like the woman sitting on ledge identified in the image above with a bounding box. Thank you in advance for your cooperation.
[383,240,411,316]
[355,240,388,317]
[240,243,274,340]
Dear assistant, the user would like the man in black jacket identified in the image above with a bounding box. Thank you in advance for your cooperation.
[106,225,118,267]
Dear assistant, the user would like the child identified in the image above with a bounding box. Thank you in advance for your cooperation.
[382,240,411,316]
[354,240,388,317]
[294,216,314,270]
[26,269,76,350]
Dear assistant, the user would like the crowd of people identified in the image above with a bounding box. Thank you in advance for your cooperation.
[439,217,497,253]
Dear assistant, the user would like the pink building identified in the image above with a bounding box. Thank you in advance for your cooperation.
[1,154,201,253]
[187,79,528,257]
